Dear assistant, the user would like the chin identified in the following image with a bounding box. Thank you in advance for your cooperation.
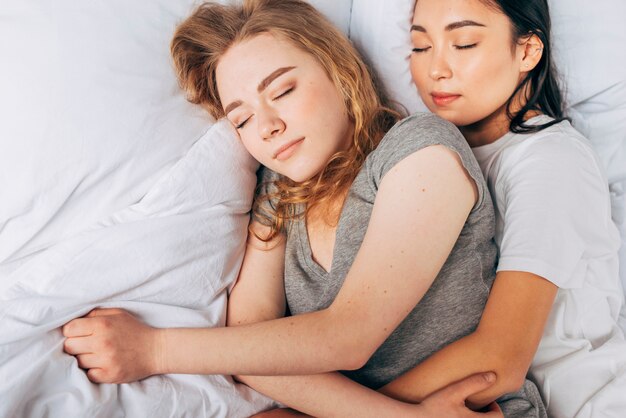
[282,167,317,184]
[279,157,329,184]
[428,108,459,125]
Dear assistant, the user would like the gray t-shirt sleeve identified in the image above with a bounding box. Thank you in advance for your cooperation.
[368,112,489,212]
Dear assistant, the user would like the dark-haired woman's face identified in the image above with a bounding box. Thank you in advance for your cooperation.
[216,33,353,182]
[410,0,534,145]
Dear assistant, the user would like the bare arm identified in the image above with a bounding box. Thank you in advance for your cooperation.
[160,145,477,376]
[63,146,503,417]
[228,222,502,418]
[63,145,476,379]
[379,271,557,407]
[227,223,423,417]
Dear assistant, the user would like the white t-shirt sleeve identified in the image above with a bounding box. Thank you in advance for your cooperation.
[496,135,610,288]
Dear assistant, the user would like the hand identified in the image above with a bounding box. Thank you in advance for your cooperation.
[414,373,503,417]
[63,308,163,384]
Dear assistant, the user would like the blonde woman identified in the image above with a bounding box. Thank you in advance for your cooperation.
[63,1,545,416]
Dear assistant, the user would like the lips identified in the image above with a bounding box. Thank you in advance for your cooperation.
[273,137,305,161]
[431,92,461,106]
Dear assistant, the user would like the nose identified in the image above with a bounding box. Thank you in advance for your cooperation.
[429,50,452,80]
[257,106,286,140]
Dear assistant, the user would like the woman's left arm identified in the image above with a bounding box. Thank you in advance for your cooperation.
[379,271,557,407]
[63,145,476,380]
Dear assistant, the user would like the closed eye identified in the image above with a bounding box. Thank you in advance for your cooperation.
[273,87,294,100]
[236,116,252,130]
[412,47,431,53]
[455,43,478,50]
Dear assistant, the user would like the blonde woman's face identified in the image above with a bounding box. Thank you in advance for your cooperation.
[216,33,353,182]
[410,0,528,144]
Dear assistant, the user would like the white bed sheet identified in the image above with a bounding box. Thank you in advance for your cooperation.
[0,121,275,417]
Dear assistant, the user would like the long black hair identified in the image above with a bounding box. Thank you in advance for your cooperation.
[483,0,567,134]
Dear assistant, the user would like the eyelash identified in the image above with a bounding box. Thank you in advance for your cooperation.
[412,43,478,53]
[235,87,295,130]
[273,87,294,100]
[456,43,478,50]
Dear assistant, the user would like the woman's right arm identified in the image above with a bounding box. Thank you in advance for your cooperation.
[232,223,503,418]
[227,222,424,417]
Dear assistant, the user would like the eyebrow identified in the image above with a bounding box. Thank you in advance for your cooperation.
[257,66,296,93]
[411,20,486,33]
[223,66,296,116]
[224,100,243,116]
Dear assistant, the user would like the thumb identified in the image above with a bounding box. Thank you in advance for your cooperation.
[444,372,497,401]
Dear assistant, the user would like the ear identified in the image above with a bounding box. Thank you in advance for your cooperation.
[519,34,544,73]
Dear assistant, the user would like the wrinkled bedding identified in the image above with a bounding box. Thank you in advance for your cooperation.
[0,121,275,418]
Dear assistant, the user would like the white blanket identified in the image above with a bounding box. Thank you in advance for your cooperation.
[0,120,276,418]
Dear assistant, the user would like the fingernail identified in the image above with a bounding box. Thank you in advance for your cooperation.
[484,372,496,382]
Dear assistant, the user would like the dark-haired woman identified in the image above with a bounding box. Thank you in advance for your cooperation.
[394,0,626,416]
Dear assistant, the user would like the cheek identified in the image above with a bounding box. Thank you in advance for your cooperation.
[466,49,518,89]
[297,80,325,111]
[409,57,431,100]
[310,84,347,131]
[409,57,424,86]
[239,134,265,163]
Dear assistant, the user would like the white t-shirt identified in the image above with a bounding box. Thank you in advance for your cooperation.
[472,116,626,418]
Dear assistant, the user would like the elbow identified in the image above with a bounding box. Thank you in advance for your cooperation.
[466,343,533,406]
[319,335,372,371]
[488,374,525,399]
[320,308,378,371]
[340,349,370,371]
[466,363,528,409]
[480,357,530,401]
[495,365,528,395]
[470,330,534,399]
[491,346,534,396]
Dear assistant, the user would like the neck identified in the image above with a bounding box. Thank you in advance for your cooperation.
[307,190,348,228]
[460,84,542,147]
[460,104,512,148]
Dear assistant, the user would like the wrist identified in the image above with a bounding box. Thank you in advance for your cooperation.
[151,327,169,375]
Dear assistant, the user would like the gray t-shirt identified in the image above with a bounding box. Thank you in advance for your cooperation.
[259,113,546,417]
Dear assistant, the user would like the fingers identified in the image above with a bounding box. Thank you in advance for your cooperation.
[63,335,96,355]
[64,308,130,337]
[86,368,109,384]
[62,317,96,338]
[86,308,128,318]
[75,353,102,369]
[446,372,497,400]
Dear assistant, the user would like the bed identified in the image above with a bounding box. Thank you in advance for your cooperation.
[1,0,625,417]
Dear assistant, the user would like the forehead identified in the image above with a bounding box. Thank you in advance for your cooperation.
[413,0,506,27]
[216,33,312,100]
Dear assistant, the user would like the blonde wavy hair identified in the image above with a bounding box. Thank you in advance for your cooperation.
[171,0,401,240]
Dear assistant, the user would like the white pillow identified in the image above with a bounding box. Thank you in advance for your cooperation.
[550,0,626,186]
[0,0,220,269]
[349,0,428,114]
[0,0,352,272]
[308,0,353,35]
